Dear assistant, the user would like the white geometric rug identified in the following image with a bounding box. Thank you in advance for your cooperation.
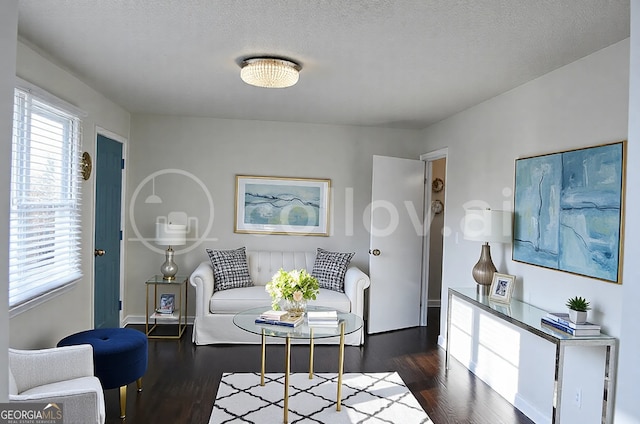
[210,372,432,423]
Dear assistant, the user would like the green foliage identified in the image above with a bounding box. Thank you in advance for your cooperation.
[566,296,590,312]
[265,268,320,311]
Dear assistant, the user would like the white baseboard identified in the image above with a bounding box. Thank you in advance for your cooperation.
[437,334,446,349]
[514,393,551,424]
[123,314,194,327]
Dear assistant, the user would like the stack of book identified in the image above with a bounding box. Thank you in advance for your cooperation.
[541,312,601,336]
[307,310,339,327]
[254,310,304,327]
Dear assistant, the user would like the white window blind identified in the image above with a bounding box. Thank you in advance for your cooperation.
[9,87,83,308]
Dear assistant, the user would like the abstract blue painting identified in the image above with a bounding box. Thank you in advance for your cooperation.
[513,142,624,282]
[235,176,330,236]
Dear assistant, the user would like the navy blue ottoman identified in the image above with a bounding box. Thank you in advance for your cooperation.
[58,328,148,418]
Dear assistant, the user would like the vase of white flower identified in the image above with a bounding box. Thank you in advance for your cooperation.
[282,296,307,318]
[266,268,319,317]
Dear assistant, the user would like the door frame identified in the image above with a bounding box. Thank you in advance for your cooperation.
[419,147,448,326]
[93,126,128,327]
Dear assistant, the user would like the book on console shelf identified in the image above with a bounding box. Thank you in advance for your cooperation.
[255,314,304,328]
[541,317,601,336]
[545,312,601,330]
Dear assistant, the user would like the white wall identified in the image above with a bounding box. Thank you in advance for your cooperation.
[9,41,131,348]
[422,39,630,422]
[0,0,18,402]
[123,115,424,321]
[615,1,640,422]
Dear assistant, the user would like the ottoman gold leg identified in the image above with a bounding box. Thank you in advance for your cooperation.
[119,385,127,418]
[137,377,143,392]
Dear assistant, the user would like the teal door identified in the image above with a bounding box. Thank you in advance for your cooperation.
[94,134,123,328]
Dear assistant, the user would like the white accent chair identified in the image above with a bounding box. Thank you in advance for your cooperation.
[9,344,106,424]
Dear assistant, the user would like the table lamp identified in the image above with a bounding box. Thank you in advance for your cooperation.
[155,221,187,280]
[463,209,512,293]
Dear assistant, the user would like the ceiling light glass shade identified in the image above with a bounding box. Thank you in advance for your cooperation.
[240,58,301,88]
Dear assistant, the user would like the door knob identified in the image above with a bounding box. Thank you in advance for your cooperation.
[94,249,106,257]
[369,249,381,256]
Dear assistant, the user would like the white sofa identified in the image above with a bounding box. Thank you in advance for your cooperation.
[189,250,370,346]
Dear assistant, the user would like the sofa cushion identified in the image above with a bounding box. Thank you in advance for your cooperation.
[308,288,351,312]
[311,248,354,293]
[209,286,272,314]
[209,286,351,315]
[207,247,253,292]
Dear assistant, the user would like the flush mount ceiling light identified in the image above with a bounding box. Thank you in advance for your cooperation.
[240,57,301,88]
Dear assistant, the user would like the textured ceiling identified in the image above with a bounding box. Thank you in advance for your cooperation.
[17,0,630,129]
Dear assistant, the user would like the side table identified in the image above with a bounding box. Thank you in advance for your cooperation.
[145,275,188,340]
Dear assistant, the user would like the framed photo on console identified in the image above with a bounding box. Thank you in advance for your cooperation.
[489,273,515,303]
[235,175,330,236]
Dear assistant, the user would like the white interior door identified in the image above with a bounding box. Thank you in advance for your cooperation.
[368,155,425,334]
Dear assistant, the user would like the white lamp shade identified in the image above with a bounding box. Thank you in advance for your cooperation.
[155,222,187,246]
[463,209,512,244]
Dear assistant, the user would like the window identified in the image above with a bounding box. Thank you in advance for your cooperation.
[9,86,83,310]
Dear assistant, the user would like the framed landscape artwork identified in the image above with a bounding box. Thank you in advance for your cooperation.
[513,141,625,283]
[235,175,330,236]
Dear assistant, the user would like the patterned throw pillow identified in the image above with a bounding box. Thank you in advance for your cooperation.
[311,248,355,293]
[206,247,253,292]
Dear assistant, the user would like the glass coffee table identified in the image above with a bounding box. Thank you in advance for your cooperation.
[233,306,364,424]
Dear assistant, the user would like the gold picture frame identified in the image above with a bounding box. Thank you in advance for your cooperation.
[234,175,330,236]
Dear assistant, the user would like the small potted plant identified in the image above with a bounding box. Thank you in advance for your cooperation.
[566,296,590,324]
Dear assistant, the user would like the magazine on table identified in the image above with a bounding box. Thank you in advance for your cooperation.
[255,314,304,327]
[157,293,175,314]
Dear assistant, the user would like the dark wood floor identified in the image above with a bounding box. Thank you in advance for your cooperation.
[106,309,533,424]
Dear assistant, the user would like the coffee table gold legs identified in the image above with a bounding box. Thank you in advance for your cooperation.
[261,329,266,386]
[284,335,291,424]
[309,328,314,379]
[337,320,345,411]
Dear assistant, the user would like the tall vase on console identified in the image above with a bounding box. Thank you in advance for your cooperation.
[463,209,512,294]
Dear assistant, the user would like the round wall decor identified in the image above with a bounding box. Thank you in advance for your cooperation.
[431,199,444,214]
[432,177,444,192]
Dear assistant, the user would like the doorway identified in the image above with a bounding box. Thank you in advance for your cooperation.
[420,148,448,326]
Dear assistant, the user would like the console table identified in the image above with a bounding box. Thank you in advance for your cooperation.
[446,287,617,424]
